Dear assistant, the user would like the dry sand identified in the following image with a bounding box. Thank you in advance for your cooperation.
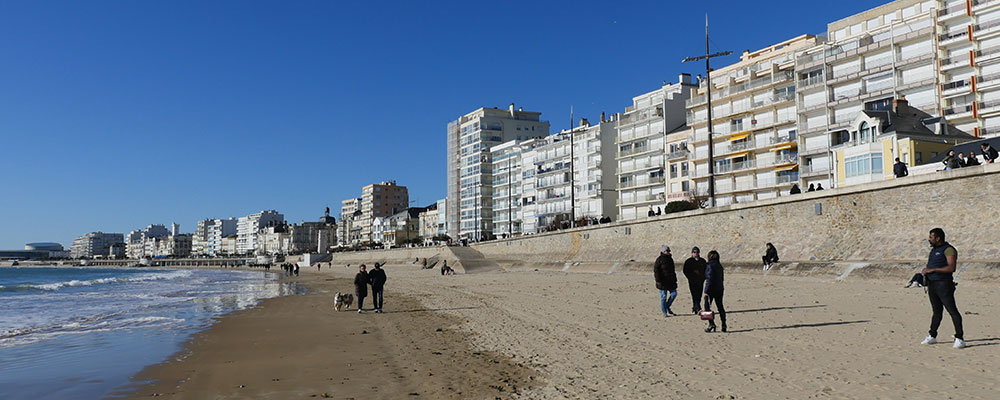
[120,263,1000,399]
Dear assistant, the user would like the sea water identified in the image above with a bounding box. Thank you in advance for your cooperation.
[0,266,299,399]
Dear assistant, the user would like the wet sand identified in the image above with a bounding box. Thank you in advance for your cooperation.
[116,271,536,399]
[119,263,1000,399]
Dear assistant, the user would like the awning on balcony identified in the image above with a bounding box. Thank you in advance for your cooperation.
[728,151,751,159]
[774,164,798,171]
[728,132,750,141]
[770,144,794,152]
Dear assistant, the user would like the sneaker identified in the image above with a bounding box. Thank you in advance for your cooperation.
[954,338,966,349]
[358,309,363,313]
[920,336,937,345]
[667,311,677,317]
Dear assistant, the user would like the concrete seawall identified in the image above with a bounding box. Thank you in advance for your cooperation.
[318,164,1000,283]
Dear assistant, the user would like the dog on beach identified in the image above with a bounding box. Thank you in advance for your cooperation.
[333,292,354,311]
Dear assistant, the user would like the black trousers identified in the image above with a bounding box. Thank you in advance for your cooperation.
[928,280,963,340]
[372,287,384,309]
[356,293,366,310]
[704,291,726,327]
[687,279,704,311]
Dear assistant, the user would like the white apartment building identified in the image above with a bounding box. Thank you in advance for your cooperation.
[935,0,1000,137]
[70,232,124,259]
[193,218,236,256]
[126,224,170,259]
[338,198,361,246]
[237,210,284,254]
[446,104,550,241]
[490,139,540,237]
[533,120,617,230]
[686,35,819,206]
[617,76,696,220]
[795,0,939,188]
[665,129,694,202]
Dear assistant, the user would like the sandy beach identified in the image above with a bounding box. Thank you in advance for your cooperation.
[119,263,1000,399]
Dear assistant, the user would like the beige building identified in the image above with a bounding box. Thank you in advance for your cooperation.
[686,35,819,206]
[664,128,694,202]
[360,181,408,243]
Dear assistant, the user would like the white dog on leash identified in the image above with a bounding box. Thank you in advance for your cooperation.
[333,292,354,311]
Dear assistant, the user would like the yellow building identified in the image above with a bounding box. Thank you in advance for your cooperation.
[833,98,975,187]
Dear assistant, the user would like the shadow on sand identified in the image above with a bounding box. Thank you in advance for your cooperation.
[382,306,482,314]
[727,304,827,314]
[726,319,870,333]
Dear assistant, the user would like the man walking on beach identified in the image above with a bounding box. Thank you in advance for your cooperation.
[920,228,965,349]
[683,247,707,315]
[369,263,387,313]
[354,265,370,314]
[653,246,678,317]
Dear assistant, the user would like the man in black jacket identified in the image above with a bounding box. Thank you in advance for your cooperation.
[653,246,677,317]
[354,265,370,313]
[369,263,387,313]
[683,247,708,315]
[982,142,998,163]
[893,157,908,178]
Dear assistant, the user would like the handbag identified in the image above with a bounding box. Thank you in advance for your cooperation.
[699,310,715,321]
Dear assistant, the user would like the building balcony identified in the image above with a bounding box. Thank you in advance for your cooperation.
[667,149,690,160]
[617,162,664,175]
[616,192,666,207]
[800,163,830,176]
[617,146,661,159]
[617,176,665,190]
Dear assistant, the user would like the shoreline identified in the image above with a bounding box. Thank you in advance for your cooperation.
[111,269,539,399]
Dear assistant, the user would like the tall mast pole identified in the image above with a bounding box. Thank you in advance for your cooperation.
[705,14,716,207]
[570,106,576,225]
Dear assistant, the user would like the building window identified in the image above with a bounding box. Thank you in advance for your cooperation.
[844,152,883,178]
[859,122,870,143]
[670,164,678,178]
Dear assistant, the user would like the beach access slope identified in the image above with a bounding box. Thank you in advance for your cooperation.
[330,162,1000,283]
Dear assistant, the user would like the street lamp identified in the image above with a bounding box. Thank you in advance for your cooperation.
[683,14,732,208]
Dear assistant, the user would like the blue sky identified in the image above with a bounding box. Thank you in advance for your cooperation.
[0,0,882,249]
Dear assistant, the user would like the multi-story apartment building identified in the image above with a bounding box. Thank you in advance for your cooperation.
[617,76,696,220]
[154,234,192,257]
[533,119,617,230]
[686,35,819,206]
[932,0,1000,137]
[237,210,284,254]
[665,128,694,202]
[125,224,170,259]
[337,198,362,246]
[69,232,124,259]
[193,218,236,256]
[795,0,939,188]
[490,138,540,237]
[359,181,408,243]
[446,104,550,241]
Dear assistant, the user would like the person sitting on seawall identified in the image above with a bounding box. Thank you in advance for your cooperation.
[942,150,960,170]
[762,243,779,271]
[981,142,998,163]
[789,184,801,194]
[702,250,727,333]
[966,151,981,167]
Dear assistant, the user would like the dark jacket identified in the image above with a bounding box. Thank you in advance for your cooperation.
[983,145,999,163]
[893,161,908,178]
[354,271,370,296]
[653,253,677,291]
[369,268,387,289]
[764,247,779,263]
[683,256,707,283]
[943,154,960,169]
[704,259,725,296]
[966,155,981,166]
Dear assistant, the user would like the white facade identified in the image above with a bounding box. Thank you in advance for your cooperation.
[193,218,236,256]
[618,76,696,220]
[237,210,284,254]
[70,232,124,259]
[125,224,170,259]
[447,104,550,241]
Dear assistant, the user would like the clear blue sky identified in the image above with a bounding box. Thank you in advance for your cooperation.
[0,0,882,249]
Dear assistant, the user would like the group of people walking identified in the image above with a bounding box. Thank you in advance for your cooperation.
[653,246,727,333]
[353,263,387,313]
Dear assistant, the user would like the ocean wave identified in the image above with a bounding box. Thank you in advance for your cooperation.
[0,269,194,292]
[0,314,185,348]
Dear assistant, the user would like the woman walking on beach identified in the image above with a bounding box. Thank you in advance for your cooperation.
[703,250,727,333]
[354,265,370,313]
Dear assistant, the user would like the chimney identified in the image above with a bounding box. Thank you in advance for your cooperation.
[893,97,909,115]
[509,103,516,118]
[600,111,606,122]
[579,118,590,127]
[680,73,693,85]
